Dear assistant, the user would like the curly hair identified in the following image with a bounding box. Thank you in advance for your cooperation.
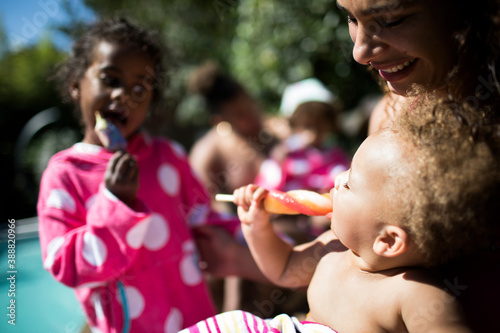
[388,96,500,266]
[53,17,168,106]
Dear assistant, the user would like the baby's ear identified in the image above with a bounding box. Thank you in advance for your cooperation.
[372,225,409,258]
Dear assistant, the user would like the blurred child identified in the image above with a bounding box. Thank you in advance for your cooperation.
[183,98,500,333]
[256,78,350,195]
[187,61,278,212]
[255,78,351,238]
[38,18,242,333]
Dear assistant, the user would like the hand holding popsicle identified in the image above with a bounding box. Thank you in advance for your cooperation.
[216,189,332,216]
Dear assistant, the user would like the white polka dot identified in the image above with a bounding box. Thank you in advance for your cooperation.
[158,163,180,196]
[288,159,311,175]
[329,165,348,183]
[82,232,108,266]
[164,308,183,333]
[47,189,76,213]
[43,236,65,269]
[90,327,103,333]
[120,286,145,320]
[92,292,105,320]
[180,240,202,286]
[77,281,105,289]
[170,141,186,158]
[85,194,97,210]
[183,240,196,253]
[74,142,103,155]
[144,213,170,251]
[259,160,282,188]
[103,188,119,202]
[126,217,151,249]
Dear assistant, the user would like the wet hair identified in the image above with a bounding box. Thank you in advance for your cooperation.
[53,17,167,105]
[387,96,500,266]
[187,61,246,114]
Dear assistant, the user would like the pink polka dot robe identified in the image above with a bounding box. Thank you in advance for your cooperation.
[255,145,351,194]
[37,132,238,333]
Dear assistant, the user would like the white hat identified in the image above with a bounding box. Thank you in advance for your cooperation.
[279,78,335,117]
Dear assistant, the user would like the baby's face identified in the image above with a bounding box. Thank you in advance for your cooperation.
[75,41,156,146]
[330,129,404,256]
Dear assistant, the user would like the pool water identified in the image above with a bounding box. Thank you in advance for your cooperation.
[0,233,86,332]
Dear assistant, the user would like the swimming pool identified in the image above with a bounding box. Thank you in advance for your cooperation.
[0,218,86,333]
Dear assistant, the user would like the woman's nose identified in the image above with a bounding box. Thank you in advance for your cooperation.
[352,23,387,65]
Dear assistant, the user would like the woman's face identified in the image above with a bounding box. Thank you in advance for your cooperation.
[337,0,458,96]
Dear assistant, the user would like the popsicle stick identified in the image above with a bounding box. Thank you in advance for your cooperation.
[215,194,235,202]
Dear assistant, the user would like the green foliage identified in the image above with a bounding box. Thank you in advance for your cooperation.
[81,0,379,116]
[2,0,381,219]
[231,0,379,111]
[0,35,76,219]
[0,36,66,124]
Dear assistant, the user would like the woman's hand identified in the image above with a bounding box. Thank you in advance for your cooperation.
[105,151,139,206]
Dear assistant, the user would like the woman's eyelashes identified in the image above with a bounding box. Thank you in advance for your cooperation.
[377,17,406,28]
[346,14,406,28]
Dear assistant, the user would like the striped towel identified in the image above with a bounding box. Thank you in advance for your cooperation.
[179,310,337,333]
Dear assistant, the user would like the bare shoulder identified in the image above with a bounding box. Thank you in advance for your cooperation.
[189,128,219,160]
[398,268,472,333]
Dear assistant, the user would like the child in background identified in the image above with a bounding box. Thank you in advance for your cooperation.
[255,78,350,195]
[38,18,241,333]
[187,61,278,212]
[183,98,500,333]
[256,78,351,239]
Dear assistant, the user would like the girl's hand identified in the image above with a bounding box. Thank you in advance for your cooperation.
[233,185,270,229]
[105,151,139,206]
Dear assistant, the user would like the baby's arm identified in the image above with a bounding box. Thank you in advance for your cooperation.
[234,184,333,288]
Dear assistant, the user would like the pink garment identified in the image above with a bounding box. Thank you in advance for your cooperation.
[255,146,350,194]
[38,132,238,333]
[180,310,338,333]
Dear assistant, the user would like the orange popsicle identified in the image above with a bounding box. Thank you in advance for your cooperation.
[215,189,332,216]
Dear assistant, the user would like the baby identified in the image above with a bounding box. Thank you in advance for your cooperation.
[184,98,500,332]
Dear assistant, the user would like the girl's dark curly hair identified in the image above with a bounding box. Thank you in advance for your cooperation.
[53,17,168,106]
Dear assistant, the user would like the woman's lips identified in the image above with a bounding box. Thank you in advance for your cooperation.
[373,59,417,82]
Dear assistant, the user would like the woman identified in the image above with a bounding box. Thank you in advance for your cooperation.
[336,0,500,133]
[336,1,500,330]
